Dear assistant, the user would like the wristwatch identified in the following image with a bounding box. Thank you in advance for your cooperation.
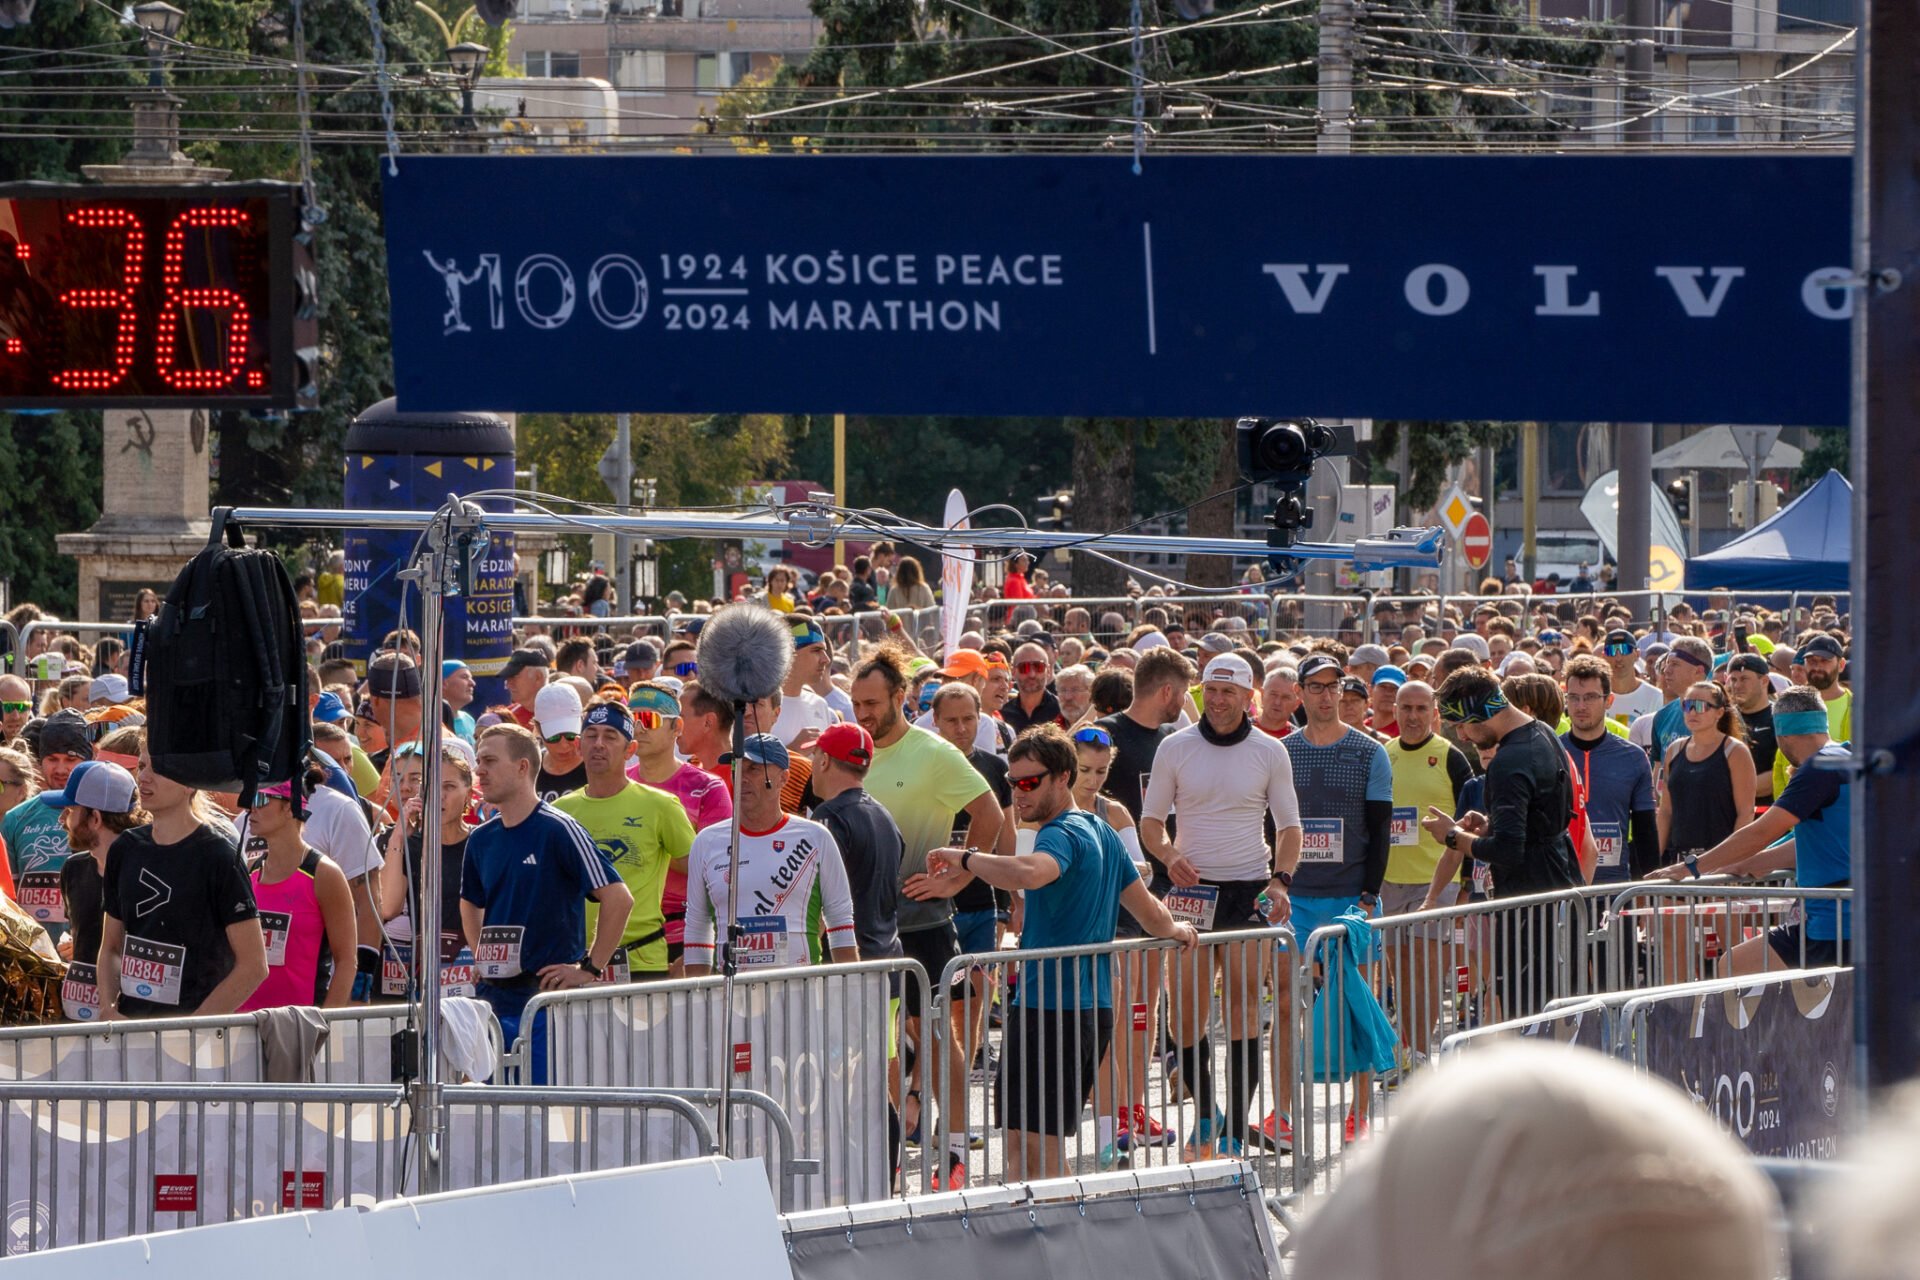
[1446,828,1465,852]
[1684,854,1702,879]
[1271,869,1293,890]
[961,847,977,872]
[1359,891,1379,909]
[578,955,604,978]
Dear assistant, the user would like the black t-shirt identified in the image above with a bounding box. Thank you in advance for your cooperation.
[405,831,469,944]
[536,762,588,805]
[1001,690,1063,736]
[952,750,1012,912]
[849,577,878,611]
[813,787,904,960]
[1096,711,1174,873]
[1741,701,1778,782]
[1473,720,1582,898]
[102,824,257,1017]
[60,852,105,965]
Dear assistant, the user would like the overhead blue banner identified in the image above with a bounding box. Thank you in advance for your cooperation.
[384,155,1849,424]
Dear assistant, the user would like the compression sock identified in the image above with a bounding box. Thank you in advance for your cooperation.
[1226,1037,1264,1134]
[1178,1043,1217,1119]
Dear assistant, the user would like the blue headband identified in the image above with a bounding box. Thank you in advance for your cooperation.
[1774,709,1829,737]
[583,701,634,739]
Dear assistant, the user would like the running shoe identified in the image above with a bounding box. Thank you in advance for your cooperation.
[1097,1139,1128,1171]
[1248,1109,1294,1153]
[931,1154,969,1191]
[1344,1112,1370,1143]
[1132,1104,1178,1148]
[1112,1112,1134,1154]
[1183,1111,1227,1161]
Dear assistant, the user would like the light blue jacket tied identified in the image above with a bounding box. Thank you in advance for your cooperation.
[1308,906,1399,1082]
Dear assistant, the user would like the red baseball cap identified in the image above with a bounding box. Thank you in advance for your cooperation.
[816,722,875,768]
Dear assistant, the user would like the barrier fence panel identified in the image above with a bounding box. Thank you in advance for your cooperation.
[512,615,671,641]
[436,1085,722,1195]
[512,959,920,1209]
[1295,882,1841,1191]
[1602,884,1854,992]
[0,1006,501,1087]
[928,928,1302,1200]
[1436,998,1614,1057]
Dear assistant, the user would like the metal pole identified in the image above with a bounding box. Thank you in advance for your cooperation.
[1857,0,1919,1091]
[613,413,634,611]
[1522,422,1540,583]
[1307,0,1352,627]
[832,413,846,566]
[409,515,451,1195]
[1617,425,1653,618]
[716,707,747,1153]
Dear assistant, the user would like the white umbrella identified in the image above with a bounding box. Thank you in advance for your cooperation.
[1649,424,1803,471]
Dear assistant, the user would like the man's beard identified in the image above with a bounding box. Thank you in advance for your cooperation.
[1806,668,1837,690]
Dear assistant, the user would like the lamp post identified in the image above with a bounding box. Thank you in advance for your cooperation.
[125,2,189,166]
[447,40,488,138]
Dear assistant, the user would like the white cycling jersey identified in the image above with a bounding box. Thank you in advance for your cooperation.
[683,815,856,969]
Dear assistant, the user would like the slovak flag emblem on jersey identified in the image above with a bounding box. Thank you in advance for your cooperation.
[772,841,785,852]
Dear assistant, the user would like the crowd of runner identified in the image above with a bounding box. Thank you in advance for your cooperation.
[0,571,1856,1175]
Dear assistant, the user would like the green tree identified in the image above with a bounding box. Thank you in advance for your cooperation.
[1373,419,1515,512]
[1794,428,1848,488]
[517,412,794,601]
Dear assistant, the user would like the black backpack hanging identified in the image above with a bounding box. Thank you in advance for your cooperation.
[142,508,310,816]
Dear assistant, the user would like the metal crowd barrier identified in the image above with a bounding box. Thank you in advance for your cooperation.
[1294,881,1851,1192]
[0,1080,719,1255]
[511,614,673,642]
[927,927,1303,1198]
[1600,883,1854,991]
[0,1005,504,1086]
[504,958,925,1210]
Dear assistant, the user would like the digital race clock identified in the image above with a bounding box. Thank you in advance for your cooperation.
[0,181,317,410]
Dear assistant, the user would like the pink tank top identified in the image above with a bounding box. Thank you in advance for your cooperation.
[240,848,329,1012]
[626,761,732,943]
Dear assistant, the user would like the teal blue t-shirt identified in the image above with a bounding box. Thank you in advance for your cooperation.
[1016,809,1139,1011]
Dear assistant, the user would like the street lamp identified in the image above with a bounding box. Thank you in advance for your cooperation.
[126,1,188,165]
[448,41,488,134]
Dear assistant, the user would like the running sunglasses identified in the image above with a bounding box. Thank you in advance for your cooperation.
[632,708,672,731]
[543,732,579,744]
[1072,726,1112,747]
[0,701,29,714]
[671,661,698,678]
[1680,698,1725,714]
[1015,661,1050,676]
[1601,641,1636,657]
[1008,771,1056,793]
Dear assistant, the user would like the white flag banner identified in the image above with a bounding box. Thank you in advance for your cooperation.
[940,488,974,659]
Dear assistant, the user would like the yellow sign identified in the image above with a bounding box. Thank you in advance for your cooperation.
[1648,543,1684,591]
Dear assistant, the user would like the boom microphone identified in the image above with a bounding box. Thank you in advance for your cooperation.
[694,604,792,705]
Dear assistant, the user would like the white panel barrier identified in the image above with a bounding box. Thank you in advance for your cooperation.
[0,1158,787,1280]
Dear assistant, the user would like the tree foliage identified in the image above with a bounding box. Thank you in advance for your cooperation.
[1373,419,1515,512]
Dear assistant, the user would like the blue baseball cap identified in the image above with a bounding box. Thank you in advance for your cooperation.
[313,691,351,724]
[441,659,470,679]
[37,760,138,814]
[1370,664,1408,689]
[720,733,789,769]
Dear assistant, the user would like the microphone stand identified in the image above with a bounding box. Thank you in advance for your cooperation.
[716,699,746,1156]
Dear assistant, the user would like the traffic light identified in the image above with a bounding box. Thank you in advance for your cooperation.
[1666,476,1694,523]
[1034,490,1073,532]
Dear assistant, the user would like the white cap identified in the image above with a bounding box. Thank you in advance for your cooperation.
[1454,633,1491,662]
[89,673,129,705]
[1132,630,1171,653]
[1201,654,1255,691]
[532,683,584,737]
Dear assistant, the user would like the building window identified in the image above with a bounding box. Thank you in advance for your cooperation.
[1687,58,1741,141]
[614,49,666,89]
[729,51,753,84]
[523,50,582,77]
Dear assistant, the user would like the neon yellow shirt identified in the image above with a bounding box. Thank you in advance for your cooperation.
[555,781,696,972]
[866,725,989,934]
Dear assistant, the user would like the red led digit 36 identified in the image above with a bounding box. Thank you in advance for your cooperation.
[0,183,312,408]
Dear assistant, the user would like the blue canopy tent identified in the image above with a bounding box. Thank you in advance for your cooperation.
[1685,469,1852,592]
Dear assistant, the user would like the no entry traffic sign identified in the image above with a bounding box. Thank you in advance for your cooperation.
[1461,512,1493,569]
